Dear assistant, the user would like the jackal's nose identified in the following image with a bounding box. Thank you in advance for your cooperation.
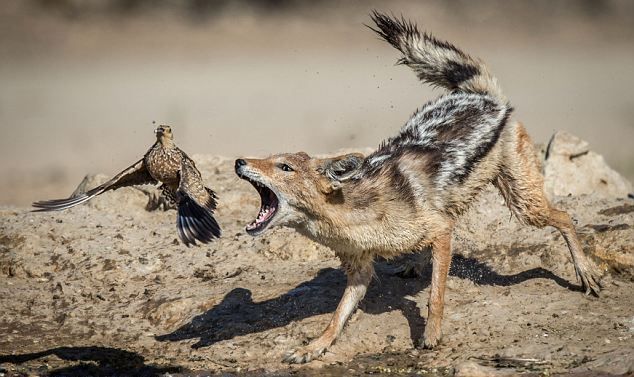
[235,159,247,171]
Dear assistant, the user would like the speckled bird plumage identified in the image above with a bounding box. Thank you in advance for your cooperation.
[33,125,220,245]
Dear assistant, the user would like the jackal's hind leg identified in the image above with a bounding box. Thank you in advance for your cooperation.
[494,123,602,295]
[545,208,602,295]
[283,262,374,364]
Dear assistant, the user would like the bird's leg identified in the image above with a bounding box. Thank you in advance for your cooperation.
[124,186,173,211]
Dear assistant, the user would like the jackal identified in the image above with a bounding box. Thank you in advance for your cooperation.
[235,12,601,363]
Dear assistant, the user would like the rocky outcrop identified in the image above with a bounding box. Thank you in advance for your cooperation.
[543,131,632,198]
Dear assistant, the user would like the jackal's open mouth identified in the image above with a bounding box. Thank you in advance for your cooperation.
[242,177,279,235]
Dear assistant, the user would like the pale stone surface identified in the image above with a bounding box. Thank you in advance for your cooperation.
[543,131,632,198]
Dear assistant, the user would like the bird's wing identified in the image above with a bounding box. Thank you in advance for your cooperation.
[178,158,218,212]
[32,158,156,212]
[175,158,221,246]
[204,187,218,211]
[159,184,177,206]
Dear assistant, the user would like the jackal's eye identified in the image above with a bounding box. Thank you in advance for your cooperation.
[277,163,294,172]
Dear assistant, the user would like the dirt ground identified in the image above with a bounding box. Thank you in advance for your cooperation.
[1,145,633,376]
[1,2,634,376]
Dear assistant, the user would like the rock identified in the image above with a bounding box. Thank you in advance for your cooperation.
[144,297,197,330]
[72,173,155,211]
[571,348,634,375]
[543,132,632,198]
[70,174,105,198]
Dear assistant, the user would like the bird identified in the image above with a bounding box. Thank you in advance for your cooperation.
[32,125,221,246]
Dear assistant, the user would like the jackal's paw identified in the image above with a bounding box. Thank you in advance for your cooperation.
[576,264,602,297]
[282,343,328,364]
[389,261,426,279]
[421,328,442,349]
[384,255,430,279]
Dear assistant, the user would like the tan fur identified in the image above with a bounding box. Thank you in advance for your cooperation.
[236,119,602,363]
[236,12,603,361]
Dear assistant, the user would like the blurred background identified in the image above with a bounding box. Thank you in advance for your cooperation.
[1,0,633,206]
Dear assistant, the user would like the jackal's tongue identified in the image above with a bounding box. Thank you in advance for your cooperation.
[246,185,279,232]
[246,204,276,231]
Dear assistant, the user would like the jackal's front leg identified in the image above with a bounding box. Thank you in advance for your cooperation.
[283,262,374,364]
[422,232,452,349]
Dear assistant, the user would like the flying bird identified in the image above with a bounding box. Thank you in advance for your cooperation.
[33,125,221,246]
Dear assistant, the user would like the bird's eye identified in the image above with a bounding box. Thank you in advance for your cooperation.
[278,163,294,172]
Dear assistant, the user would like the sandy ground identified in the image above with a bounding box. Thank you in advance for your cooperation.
[0,146,633,376]
[1,3,634,376]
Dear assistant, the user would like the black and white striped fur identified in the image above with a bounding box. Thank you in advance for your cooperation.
[235,12,601,364]
[365,12,512,194]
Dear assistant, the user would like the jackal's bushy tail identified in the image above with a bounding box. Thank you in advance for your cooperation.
[369,11,505,102]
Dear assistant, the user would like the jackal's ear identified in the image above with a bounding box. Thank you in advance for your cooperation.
[319,153,364,193]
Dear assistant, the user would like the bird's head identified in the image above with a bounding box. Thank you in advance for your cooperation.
[154,125,174,143]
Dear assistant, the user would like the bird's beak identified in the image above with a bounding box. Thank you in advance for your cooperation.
[155,128,163,135]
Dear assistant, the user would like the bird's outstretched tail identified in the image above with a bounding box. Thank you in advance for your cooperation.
[369,11,506,102]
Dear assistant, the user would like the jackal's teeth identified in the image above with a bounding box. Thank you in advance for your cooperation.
[257,207,270,220]
[244,176,279,234]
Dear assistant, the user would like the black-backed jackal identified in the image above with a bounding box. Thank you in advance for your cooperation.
[235,12,601,364]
